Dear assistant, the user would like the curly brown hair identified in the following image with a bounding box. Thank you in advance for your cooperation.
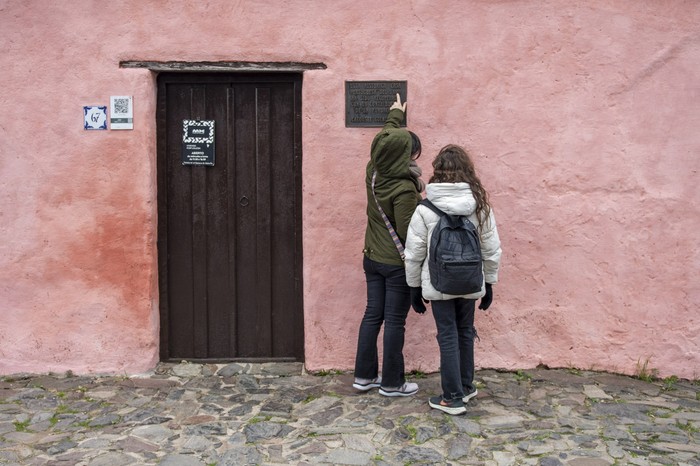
[429,144,491,229]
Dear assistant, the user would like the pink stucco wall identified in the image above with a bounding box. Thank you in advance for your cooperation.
[1,1,698,378]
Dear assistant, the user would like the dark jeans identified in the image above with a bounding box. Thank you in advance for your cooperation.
[431,298,477,401]
[354,256,411,388]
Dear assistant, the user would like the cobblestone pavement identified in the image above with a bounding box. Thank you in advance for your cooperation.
[1,362,699,465]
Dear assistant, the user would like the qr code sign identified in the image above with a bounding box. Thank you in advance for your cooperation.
[110,96,133,130]
[113,98,130,115]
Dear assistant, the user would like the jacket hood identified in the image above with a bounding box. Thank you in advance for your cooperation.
[426,182,476,217]
[368,109,412,179]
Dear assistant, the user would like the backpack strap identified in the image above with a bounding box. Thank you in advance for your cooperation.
[421,198,468,229]
[419,198,446,217]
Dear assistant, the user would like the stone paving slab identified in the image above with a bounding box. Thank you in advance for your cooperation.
[0,363,698,465]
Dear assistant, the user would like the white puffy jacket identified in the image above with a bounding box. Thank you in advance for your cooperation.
[404,182,502,301]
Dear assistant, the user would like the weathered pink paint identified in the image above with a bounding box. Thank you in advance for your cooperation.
[1,1,698,378]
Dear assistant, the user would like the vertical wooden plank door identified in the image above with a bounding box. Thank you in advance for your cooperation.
[157,73,304,362]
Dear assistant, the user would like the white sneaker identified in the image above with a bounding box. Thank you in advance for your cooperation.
[353,377,382,391]
[379,382,418,397]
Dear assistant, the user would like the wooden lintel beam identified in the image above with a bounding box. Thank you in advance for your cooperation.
[120,61,327,72]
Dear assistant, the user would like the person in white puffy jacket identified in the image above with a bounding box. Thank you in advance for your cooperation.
[404,144,502,415]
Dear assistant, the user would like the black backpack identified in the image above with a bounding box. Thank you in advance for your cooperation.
[420,199,483,295]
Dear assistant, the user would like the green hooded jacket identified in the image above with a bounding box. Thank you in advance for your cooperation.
[363,108,421,266]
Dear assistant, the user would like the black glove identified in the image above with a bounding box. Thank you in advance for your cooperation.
[410,287,427,314]
[478,283,493,310]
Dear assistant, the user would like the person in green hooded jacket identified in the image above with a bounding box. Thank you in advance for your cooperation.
[353,94,425,397]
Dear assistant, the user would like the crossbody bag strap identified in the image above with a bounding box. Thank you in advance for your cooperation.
[371,171,405,261]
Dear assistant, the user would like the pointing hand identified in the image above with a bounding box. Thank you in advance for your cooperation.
[389,93,407,112]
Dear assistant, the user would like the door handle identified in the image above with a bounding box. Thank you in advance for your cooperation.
[240,196,249,207]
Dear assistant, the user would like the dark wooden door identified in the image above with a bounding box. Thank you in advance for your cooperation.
[157,73,304,362]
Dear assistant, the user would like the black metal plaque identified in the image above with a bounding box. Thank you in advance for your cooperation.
[345,81,407,127]
[181,120,215,166]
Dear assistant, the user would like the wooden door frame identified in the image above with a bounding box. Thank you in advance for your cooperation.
[155,72,304,362]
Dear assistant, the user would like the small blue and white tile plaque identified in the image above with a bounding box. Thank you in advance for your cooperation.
[84,106,108,130]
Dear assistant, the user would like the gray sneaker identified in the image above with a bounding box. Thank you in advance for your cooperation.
[463,387,478,403]
[353,377,382,391]
[379,382,418,397]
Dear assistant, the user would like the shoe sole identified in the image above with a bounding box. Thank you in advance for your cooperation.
[379,388,418,397]
[462,388,478,403]
[429,400,467,415]
[353,383,381,391]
